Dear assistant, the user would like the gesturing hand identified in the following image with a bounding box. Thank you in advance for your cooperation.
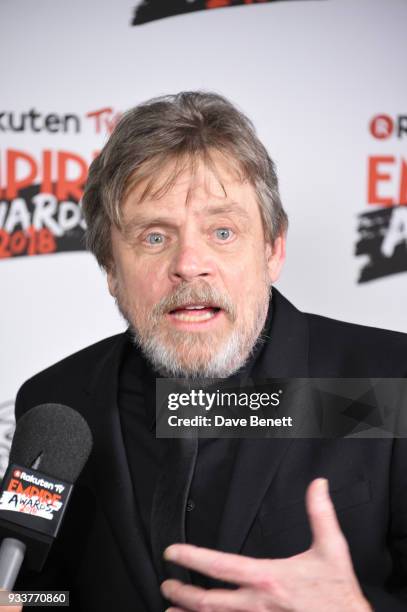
[161,478,372,612]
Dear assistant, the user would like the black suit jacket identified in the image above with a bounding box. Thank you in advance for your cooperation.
[14,289,407,611]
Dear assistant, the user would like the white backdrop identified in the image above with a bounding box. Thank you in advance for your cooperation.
[1,0,406,469]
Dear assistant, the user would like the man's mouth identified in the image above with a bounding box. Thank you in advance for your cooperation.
[168,304,222,323]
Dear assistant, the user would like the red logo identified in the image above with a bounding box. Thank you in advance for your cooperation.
[13,470,21,478]
[369,114,394,139]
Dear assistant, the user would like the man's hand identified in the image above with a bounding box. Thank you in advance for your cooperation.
[161,478,372,612]
[0,590,22,612]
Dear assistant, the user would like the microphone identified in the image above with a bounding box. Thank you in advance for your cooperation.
[0,403,93,589]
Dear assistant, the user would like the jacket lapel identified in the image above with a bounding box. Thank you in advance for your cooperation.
[218,289,310,554]
[84,333,163,612]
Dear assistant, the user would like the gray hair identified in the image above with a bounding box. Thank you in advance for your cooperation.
[82,91,288,269]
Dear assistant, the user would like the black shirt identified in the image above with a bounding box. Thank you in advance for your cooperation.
[118,301,272,582]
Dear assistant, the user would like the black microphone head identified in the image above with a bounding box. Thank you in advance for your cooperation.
[9,404,93,483]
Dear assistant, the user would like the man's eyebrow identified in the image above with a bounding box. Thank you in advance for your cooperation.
[122,216,176,234]
[202,203,251,221]
[122,203,251,236]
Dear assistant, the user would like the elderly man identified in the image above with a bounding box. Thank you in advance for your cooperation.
[15,92,407,611]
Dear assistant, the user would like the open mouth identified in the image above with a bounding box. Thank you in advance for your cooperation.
[168,304,222,323]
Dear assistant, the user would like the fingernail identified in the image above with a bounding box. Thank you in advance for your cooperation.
[164,545,178,561]
[161,582,169,595]
[316,478,328,498]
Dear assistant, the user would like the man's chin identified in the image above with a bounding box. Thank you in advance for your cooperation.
[131,327,245,378]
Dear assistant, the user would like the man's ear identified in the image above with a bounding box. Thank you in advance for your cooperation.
[265,234,286,283]
[106,265,118,298]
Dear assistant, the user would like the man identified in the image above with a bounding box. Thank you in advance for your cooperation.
[15,92,407,611]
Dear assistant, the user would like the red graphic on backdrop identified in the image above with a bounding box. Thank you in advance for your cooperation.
[369,114,393,139]
[368,156,407,206]
[369,114,407,140]
[2,150,89,201]
[85,108,121,134]
[355,114,407,282]
[0,149,95,260]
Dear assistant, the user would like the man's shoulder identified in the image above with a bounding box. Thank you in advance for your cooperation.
[25,332,126,382]
[306,309,407,344]
[16,332,127,414]
[305,311,407,376]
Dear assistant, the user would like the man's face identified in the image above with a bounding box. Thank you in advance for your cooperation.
[107,153,285,377]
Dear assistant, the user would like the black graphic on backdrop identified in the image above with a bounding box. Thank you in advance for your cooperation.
[0,184,85,259]
[132,0,319,26]
[356,206,407,283]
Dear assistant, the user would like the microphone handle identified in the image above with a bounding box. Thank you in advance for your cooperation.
[0,538,26,590]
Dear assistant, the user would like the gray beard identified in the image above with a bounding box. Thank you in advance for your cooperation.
[125,288,272,379]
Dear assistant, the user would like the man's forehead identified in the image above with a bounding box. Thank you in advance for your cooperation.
[132,154,243,196]
[122,165,258,221]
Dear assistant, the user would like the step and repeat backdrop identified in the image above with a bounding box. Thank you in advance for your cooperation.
[1,0,406,472]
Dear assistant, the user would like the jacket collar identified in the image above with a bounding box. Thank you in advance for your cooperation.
[84,332,164,611]
[217,287,310,554]
[255,287,309,379]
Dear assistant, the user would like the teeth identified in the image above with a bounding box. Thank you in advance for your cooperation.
[172,310,216,322]
[184,305,206,310]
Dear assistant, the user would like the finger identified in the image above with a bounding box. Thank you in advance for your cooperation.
[306,478,347,555]
[164,544,268,586]
[161,579,272,612]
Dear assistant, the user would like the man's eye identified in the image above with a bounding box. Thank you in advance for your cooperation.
[145,232,165,245]
[215,228,233,241]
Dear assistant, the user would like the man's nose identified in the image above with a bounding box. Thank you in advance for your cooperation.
[168,239,215,283]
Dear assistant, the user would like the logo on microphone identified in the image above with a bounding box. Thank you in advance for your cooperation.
[0,464,69,522]
[0,464,74,538]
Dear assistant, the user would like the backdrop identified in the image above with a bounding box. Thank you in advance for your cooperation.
[1,0,406,473]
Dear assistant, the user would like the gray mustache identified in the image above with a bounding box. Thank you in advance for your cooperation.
[151,281,237,321]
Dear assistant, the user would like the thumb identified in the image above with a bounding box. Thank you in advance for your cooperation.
[306,478,348,556]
